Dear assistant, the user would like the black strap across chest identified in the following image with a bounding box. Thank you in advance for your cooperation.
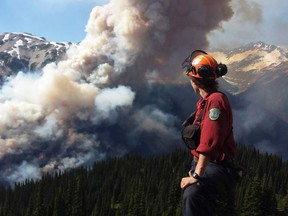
[194,100,206,124]
[182,100,207,127]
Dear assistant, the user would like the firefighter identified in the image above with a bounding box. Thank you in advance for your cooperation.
[180,50,238,216]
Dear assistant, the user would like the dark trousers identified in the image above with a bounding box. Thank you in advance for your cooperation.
[182,161,236,216]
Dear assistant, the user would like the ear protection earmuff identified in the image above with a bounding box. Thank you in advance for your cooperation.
[198,63,227,78]
[197,65,215,78]
[216,63,227,77]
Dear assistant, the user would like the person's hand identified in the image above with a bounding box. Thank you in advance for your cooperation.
[180,171,199,189]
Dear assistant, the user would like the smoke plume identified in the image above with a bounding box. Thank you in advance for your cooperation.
[0,0,233,185]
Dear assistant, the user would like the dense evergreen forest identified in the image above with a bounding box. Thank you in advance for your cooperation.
[0,145,288,216]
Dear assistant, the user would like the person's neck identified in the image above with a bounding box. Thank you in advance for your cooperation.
[199,89,213,98]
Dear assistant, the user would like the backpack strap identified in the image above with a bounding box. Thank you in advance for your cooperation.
[195,100,206,124]
[182,100,207,127]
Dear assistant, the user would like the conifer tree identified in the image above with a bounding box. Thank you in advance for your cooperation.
[241,176,264,216]
[32,182,45,216]
[71,176,84,216]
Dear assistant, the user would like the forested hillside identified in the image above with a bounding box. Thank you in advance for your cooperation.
[0,145,288,216]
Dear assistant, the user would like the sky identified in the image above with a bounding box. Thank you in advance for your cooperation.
[1,0,288,49]
[0,0,109,43]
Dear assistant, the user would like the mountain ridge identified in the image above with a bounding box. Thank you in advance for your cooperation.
[1,32,288,94]
[0,32,74,82]
[211,41,288,94]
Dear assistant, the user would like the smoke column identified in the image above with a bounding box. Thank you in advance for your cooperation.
[0,0,233,185]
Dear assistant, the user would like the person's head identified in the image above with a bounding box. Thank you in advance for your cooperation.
[181,50,227,93]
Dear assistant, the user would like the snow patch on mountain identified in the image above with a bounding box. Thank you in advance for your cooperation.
[210,41,288,94]
[0,32,75,81]
[212,42,288,72]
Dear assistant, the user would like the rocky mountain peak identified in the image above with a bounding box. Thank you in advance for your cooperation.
[0,32,74,82]
[247,41,276,50]
[211,41,288,94]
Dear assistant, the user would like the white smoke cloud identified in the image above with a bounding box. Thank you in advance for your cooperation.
[0,0,233,185]
[5,161,41,183]
[94,85,135,122]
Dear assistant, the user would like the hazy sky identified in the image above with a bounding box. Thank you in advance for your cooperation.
[208,0,288,49]
[1,0,288,49]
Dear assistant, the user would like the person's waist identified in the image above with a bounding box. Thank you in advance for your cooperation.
[193,155,233,164]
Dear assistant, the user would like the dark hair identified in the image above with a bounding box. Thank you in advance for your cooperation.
[191,77,218,92]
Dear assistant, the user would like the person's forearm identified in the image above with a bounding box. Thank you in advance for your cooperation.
[194,153,210,176]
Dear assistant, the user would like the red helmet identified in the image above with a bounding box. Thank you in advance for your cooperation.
[181,50,227,79]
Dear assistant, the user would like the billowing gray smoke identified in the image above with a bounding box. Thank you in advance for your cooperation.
[231,64,288,159]
[0,0,233,185]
